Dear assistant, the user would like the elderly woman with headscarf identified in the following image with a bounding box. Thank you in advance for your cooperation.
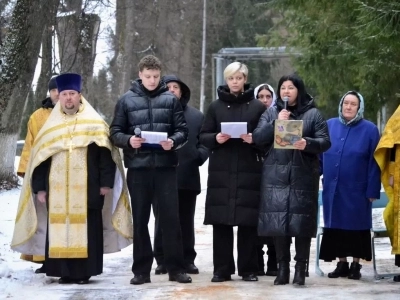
[253,74,331,286]
[254,83,276,109]
[319,91,381,280]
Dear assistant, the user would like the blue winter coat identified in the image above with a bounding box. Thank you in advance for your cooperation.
[321,118,381,230]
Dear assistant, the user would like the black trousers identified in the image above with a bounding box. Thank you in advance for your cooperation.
[127,168,185,276]
[213,224,258,276]
[154,189,197,266]
[274,236,311,263]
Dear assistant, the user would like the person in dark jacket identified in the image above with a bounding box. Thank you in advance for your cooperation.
[153,75,209,275]
[109,55,191,285]
[319,91,381,280]
[253,83,278,276]
[253,74,331,286]
[199,62,266,283]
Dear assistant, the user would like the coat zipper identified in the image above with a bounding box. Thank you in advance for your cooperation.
[148,97,155,168]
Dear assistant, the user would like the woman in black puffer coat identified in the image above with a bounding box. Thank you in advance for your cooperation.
[253,74,331,286]
[199,62,266,283]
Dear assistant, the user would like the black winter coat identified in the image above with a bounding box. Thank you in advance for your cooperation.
[253,96,331,237]
[109,80,188,169]
[199,84,266,226]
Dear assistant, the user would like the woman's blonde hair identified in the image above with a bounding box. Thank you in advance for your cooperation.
[223,62,248,79]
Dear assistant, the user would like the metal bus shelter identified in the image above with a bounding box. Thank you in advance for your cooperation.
[211,47,300,100]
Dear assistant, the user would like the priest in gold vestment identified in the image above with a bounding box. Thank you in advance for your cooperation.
[374,105,400,281]
[11,73,133,284]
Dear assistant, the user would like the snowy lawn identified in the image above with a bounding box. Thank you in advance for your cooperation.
[0,158,399,299]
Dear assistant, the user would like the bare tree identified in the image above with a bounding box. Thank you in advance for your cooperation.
[109,0,137,99]
[56,0,101,95]
[109,0,203,106]
[0,0,60,183]
[35,15,58,105]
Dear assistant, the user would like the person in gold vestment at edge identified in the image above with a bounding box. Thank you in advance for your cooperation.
[11,73,133,284]
[17,75,59,274]
[374,105,400,282]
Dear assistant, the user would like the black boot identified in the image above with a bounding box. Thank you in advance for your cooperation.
[211,274,232,282]
[328,261,350,278]
[274,262,290,285]
[155,264,167,275]
[169,273,192,283]
[130,275,151,285]
[242,273,258,281]
[34,264,46,274]
[185,263,199,274]
[293,261,306,285]
[348,262,362,280]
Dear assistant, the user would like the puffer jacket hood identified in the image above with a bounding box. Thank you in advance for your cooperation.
[41,97,55,109]
[163,75,191,108]
[276,93,316,115]
[217,83,254,104]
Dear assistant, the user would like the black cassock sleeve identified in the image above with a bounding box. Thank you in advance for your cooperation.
[31,158,51,193]
[99,146,116,188]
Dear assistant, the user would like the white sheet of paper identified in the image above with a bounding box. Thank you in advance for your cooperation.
[221,122,247,138]
[141,131,168,144]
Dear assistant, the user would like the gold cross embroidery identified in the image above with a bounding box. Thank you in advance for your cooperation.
[68,140,75,153]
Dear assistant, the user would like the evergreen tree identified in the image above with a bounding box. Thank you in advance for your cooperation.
[259,0,400,121]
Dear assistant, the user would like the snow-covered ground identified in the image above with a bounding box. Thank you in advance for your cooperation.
[1,158,400,299]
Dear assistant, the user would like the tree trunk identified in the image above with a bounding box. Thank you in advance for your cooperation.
[109,0,136,98]
[109,0,203,105]
[56,13,101,95]
[35,24,55,107]
[0,0,60,182]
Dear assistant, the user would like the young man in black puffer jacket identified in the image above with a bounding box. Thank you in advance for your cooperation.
[110,55,191,285]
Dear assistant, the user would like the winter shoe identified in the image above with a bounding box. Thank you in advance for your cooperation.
[347,262,362,280]
[58,277,72,284]
[242,273,258,281]
[274,262,290,285]
[130,275,151,285]
[169,272,192,283]
[155,264,167,275]
[328,261,350,278]
[185,263,199,274]
[211,274,232,282]
[293,262,306,285]
[34,264,46,274]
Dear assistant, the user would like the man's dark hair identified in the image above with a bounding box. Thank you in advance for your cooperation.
[138,55,162,72]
